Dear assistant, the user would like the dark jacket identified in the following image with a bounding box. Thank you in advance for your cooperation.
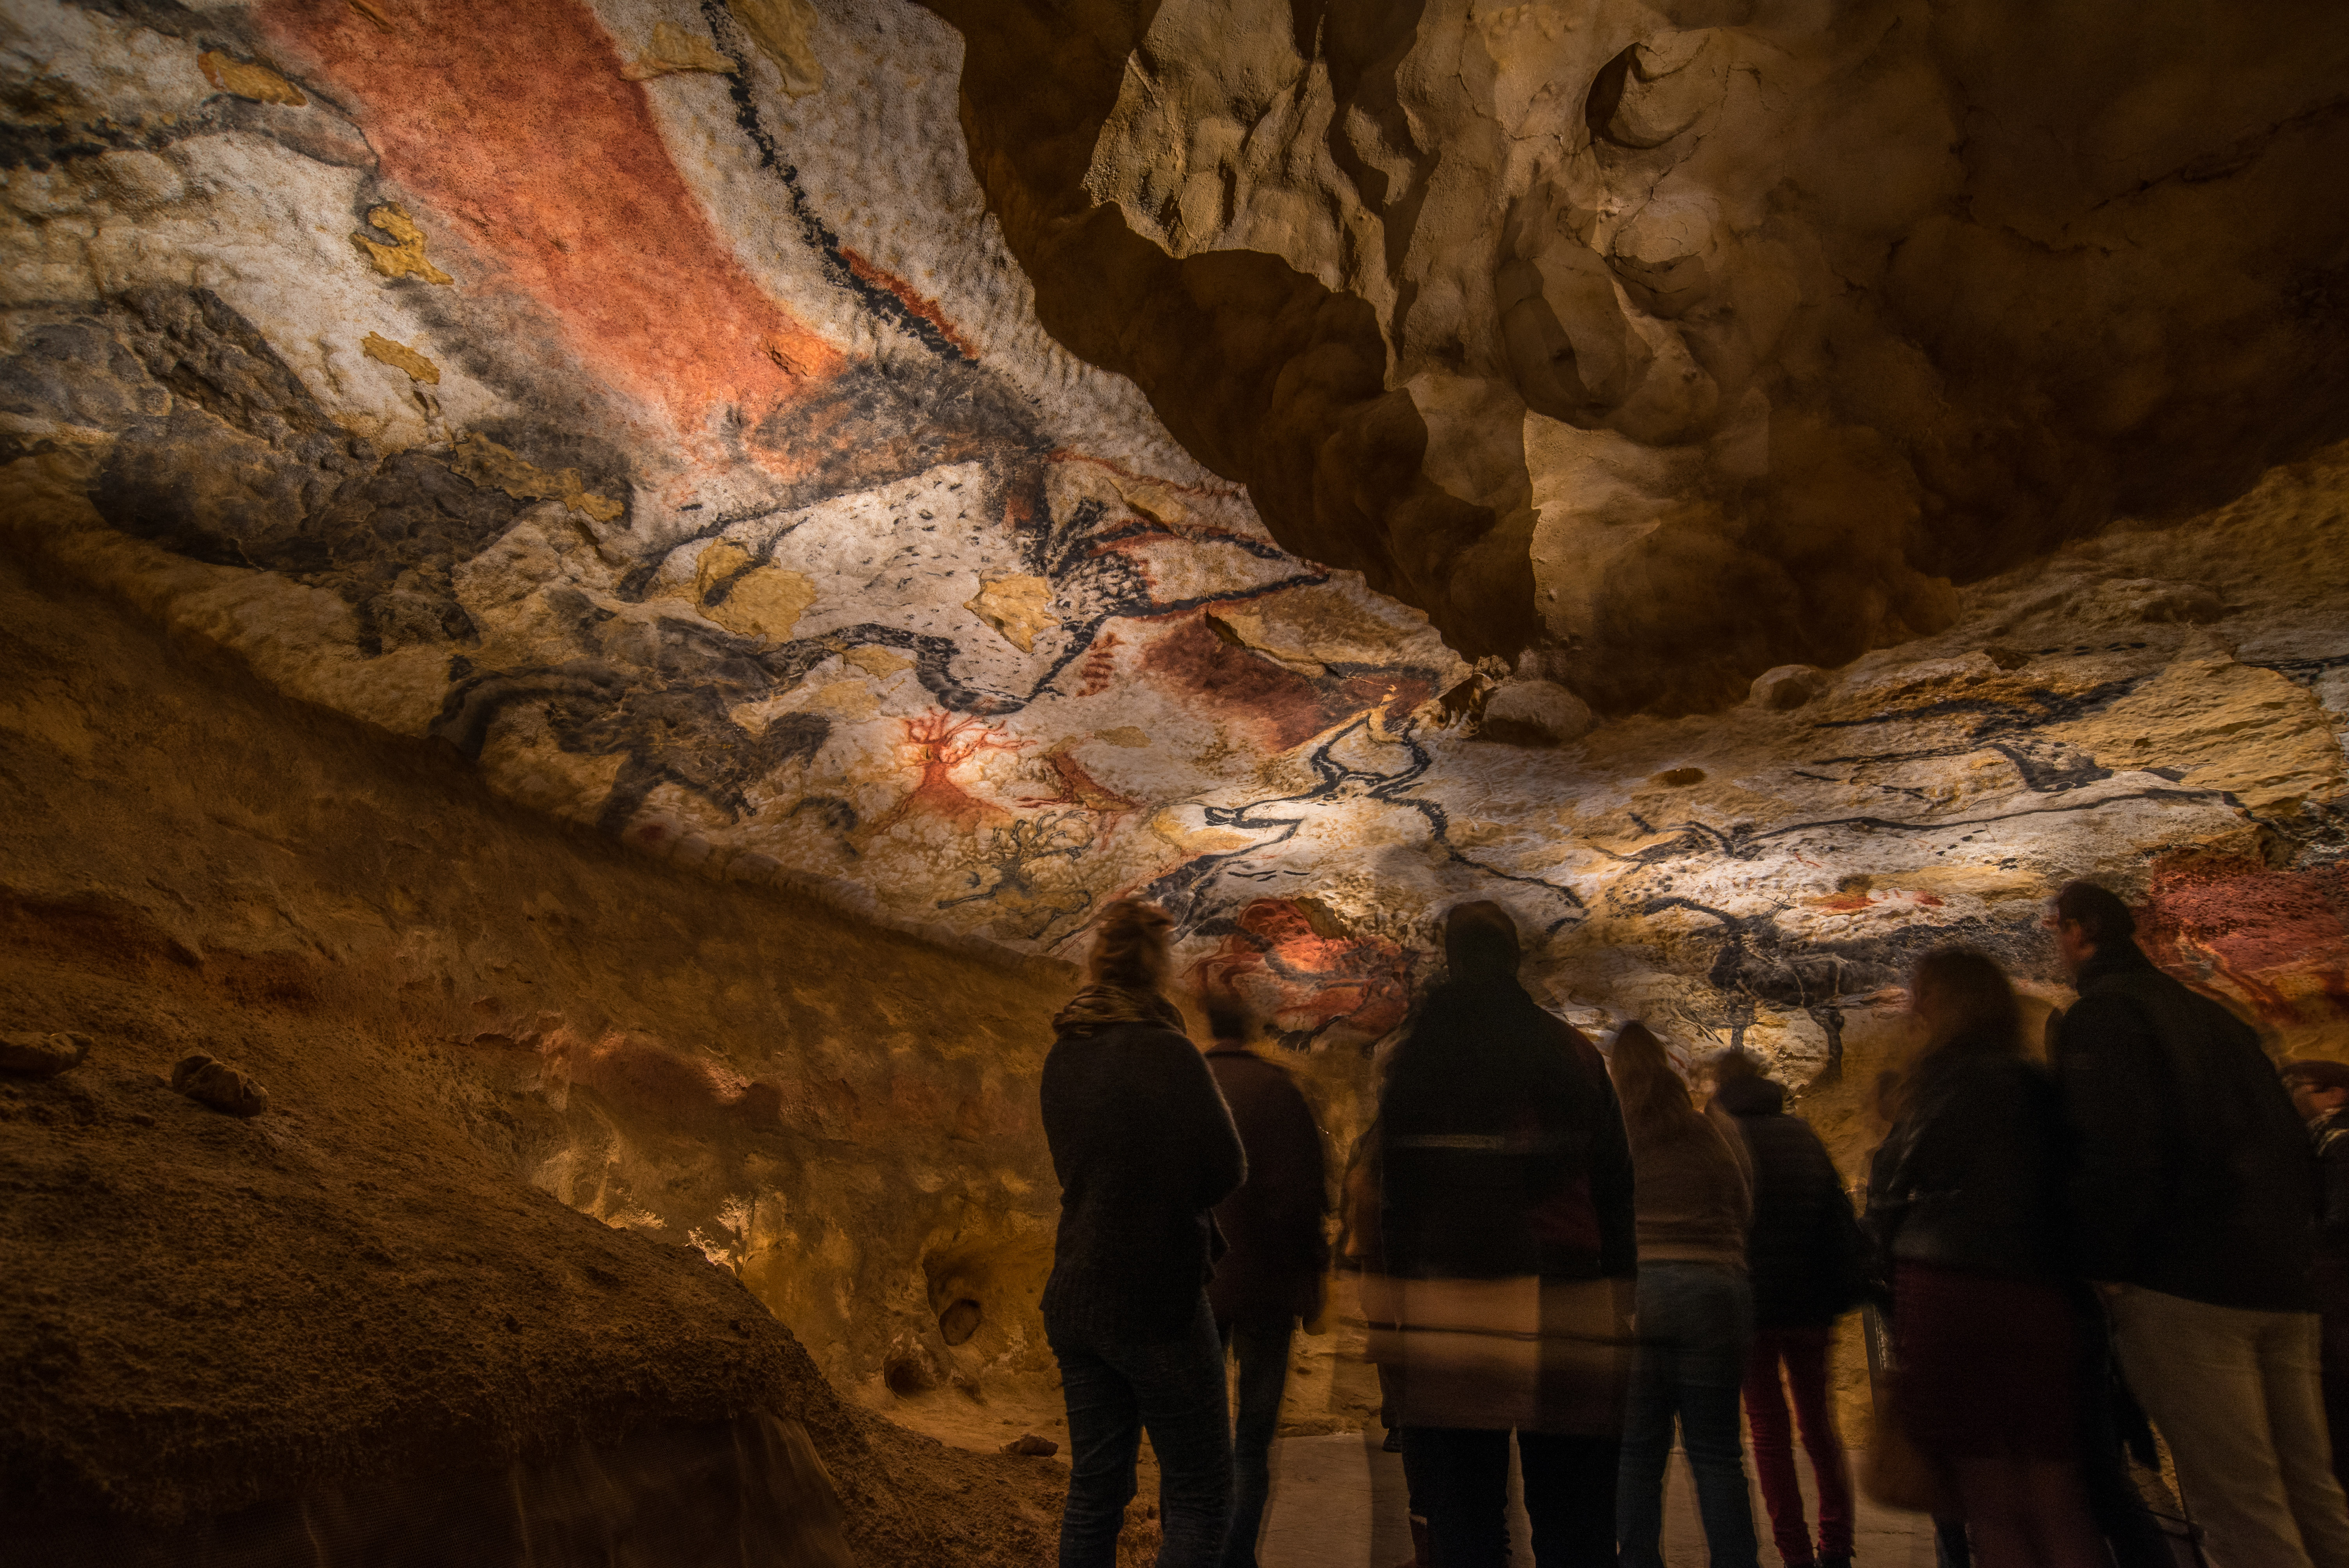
[1205,1046,1330,1326]
[1717,1073,1862,1327]
[1377,975,1636,1283]
[1040,1016,1247,1341]
[2312,1110,2349,1321]
[2053,941,2315,1311]
[1867,1029,2070,1282]
[2316,1110,2349,1263]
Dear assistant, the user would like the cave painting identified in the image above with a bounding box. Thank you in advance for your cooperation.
[0,0,2344,1067]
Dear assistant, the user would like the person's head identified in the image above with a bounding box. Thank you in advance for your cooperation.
[1443,901,1521,985]
[1087,900,1173,993]
[1708,1048,1766,1088]
[2282,1058,2349,1122]
[1202,985,1255,1046]
[2046,880,2136,979]
[1706,1047,1783,1114]
[1908,945,2024,1052]
[1609,1021,1704,1140]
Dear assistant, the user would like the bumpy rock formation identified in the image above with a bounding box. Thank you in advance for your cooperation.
[940,0,2349,710]
[2,0,2347,1536]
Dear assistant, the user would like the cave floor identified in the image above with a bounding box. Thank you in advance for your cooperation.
[1256,1431,1938,1567]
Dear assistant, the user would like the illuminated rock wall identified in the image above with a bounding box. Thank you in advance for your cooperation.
[3,0,2345,1254]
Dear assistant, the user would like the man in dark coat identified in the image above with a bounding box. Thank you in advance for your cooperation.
[1713,1052,1861,1568]
[2048,880,2349,1568]
[1201,992,1330,1568]
[1371,901,1636,1568]
[2283,1057,2349,1500]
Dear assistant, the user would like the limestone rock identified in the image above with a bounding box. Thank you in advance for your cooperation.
[0,1031,91,1077]
[1479,680,1595,746]
[1000,1434,1058,1456]
[941,0,2349,710]
[171,1054,269,1118]
[1749,665,1831,711]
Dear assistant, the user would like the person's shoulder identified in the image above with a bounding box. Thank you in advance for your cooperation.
[2056,984,2160,1046]
[1208,1045,1293,1085]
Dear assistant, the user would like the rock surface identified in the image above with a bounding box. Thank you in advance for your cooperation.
[0,0,2344,1509]
[0,0,2342,1080]
[941,0,2349,710]
[0,1031,90,1077]
[0,564,1069,1563]
[169,1051,269,1117]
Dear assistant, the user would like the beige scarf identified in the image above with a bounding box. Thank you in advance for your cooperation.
[1052,984,1185,1037]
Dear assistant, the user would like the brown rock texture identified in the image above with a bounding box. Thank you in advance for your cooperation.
[169,1051,270,1116]
[936,0,2349,710]
[0,0,2345,1537]
[0,1030,90,1077]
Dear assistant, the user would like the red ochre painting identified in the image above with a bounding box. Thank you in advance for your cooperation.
[260,0,841,447]
[2141,853,2349,1040]
[1188,899,1412,1053]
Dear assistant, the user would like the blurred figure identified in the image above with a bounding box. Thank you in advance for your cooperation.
[1200,990,1330,1568]
[2048,881,2349,1568]
[1868,946,2103,1568]
[2282,1058,2349,1500]
[1370,902,1636,1568]
[1041,901,1247,1568]
[1863,1070,1972,1568]
[1343,1122,1435,1568]
[1613,1023,1761,1568]
[1714,1049,1865,1568]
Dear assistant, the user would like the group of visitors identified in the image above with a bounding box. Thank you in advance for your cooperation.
[1033,883,2349,1568]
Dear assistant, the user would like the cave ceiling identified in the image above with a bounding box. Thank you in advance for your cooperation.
[3,0,2347,1067]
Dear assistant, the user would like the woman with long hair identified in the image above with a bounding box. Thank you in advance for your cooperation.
[1611,1021,1762,1568]
[1868,946,2103,1568]
[1039,901,1247,1567]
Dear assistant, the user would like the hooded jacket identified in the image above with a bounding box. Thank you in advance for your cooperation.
[1716,1073,1863,1327]
[1039,987,1247,1341]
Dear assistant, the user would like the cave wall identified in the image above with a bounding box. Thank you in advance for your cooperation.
[2,0,2346,1272]
[0,543,1080,1415]
[939,0,2349,711]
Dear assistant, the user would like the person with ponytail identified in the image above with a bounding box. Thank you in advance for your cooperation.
[1040,901,1247,1568]
[1610,1021,1762,1568]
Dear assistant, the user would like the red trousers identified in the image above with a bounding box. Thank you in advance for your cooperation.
[1741,1325,1854,1564]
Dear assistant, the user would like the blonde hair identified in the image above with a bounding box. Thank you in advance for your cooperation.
[1086,900,1173,992]
[1611,1021,1706,1143]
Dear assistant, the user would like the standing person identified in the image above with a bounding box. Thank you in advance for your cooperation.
[2048,880,2349,1568]
[1201,990,1331,1568]
[1713,1049,1864,1568]
[1869,946,2103,1568]
[2281,1058,2349,1500]
[1372,901,1636,1568]
[1612,1023,1763,1568]
[1041,901,1248,1568]
[1342,1125,1435,1568]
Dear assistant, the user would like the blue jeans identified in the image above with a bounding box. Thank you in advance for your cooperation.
[1217,1316,1292,1568]
[1617,1262,1761,1568]
[1048,1294,1233,1568]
